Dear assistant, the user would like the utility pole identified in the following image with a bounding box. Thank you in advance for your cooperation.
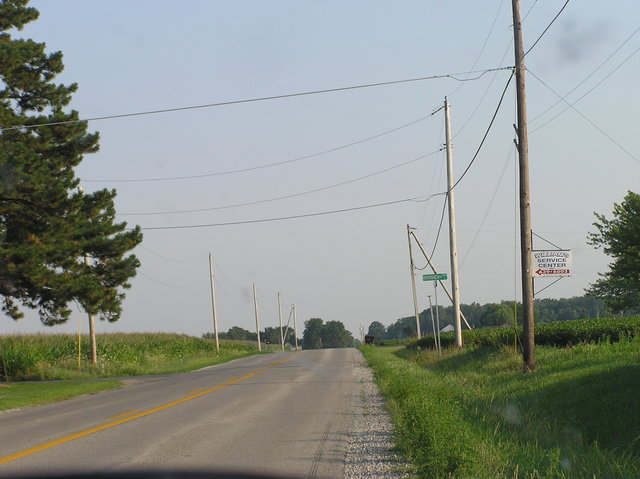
[409,230,472,330]
[407,225,422,338]
[512,0,536,372]
[83,252,97,365]
[208,253,220,354]
[278,292,284,351]
[293,304,299,351]
[428,295,439,352]
[444,98,463,348]
[253,283,261,351]
[433,283,442,352]
[78,187,97,365]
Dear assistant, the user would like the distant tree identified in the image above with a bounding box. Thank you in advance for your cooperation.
[225,326,257,341]
[478,303,513,327]
[321,320,354,348]
[0,0,141,325]
[262,327,281,345]
[367,321,386,344]
[302,318,324,349]
[586,191,640,313]
[301,318,354,349]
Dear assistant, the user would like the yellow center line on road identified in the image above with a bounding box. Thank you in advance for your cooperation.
[0,369,265,466]
[108,409,140,419]
[267,354,294,367]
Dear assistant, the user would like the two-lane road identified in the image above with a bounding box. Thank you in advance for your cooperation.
[0,348,364,478]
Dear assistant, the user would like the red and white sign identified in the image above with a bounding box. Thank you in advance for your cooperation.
[532,250,572,278]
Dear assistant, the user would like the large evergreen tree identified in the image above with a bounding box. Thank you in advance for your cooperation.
[586,191,640,313]
[0,0,142,325]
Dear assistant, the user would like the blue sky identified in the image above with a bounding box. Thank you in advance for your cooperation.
[4,0,640,338]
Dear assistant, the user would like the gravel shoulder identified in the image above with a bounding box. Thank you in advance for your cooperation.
[344,361,411,479]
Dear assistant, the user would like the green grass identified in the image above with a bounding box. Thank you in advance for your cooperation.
[0,333,278,411]
[0,380,121,411]
[0,333,276,381]
[361,339,640,478]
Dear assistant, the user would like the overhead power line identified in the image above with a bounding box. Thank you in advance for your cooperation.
[120,149,444,216]
[0,67,513,133]
[530,25,640,125]
[138,195,442,231]
[451,70,515,191]
[524,0,571,57]
[86,109,444,183]
[527,68,640,165]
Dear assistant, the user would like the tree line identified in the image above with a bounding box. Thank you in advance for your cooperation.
[367,295,639,343]
[205,317,356,350]
[203,326,298,347]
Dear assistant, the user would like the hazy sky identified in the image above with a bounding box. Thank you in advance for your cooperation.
[4,1,639,339]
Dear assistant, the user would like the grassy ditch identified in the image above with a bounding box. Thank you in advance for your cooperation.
[0,380,121,411]
[361,339,640,478]
[0,333,273,381]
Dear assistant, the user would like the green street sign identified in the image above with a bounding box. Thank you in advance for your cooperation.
[423,273,447,281]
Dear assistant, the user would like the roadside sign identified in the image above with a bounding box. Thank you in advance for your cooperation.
[423,273,447,281]
[532,250,572,278]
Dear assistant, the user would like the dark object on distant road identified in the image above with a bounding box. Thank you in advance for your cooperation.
[364,335,375,345]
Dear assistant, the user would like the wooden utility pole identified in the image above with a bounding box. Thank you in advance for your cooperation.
[444,98,463,348]
[78,187,97,365]
[253,283,262,351]
[406,225,422,338]
[208,253,220,354]
[512,0,536,371]
[293,304,299,351]
[84,252,97,365]
[278,292,285,351]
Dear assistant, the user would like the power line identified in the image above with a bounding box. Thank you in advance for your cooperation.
[429,197,448,260]
[529,25,640,125]
[528,40,640,132]
[523,0,570,57]
[139,195,439,231]
[0,67,511,133]
[451,70,515,191]
[447,0,505,98]
[460,142,515,267]
[526,68,640,165]
[85,108,443,183]
[136,271,198,289]
[120,149,444,216]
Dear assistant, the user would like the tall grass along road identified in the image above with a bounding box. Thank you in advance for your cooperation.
[0,348,376,478]
[361,333,640,478]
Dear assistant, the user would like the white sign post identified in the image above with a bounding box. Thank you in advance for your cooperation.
[532,250,572,278]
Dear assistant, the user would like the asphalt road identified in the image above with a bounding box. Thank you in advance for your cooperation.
[0,348,364,478]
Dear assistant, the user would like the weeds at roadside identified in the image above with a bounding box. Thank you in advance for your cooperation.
[361,338,640,478]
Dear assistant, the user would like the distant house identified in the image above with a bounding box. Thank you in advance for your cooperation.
[440,324,455,333]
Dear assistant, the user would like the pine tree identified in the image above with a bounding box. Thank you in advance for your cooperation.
[0,0,142,325]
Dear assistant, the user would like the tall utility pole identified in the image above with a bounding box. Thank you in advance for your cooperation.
[512,0,535,371]
[78,186,97,365]
[293,304,299,351]
[83,252,97,365]
[444,98,463,348]
[278,292,285,351]
[208,253,220,354]
[253,283,261,351]
[406,225,422,338]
